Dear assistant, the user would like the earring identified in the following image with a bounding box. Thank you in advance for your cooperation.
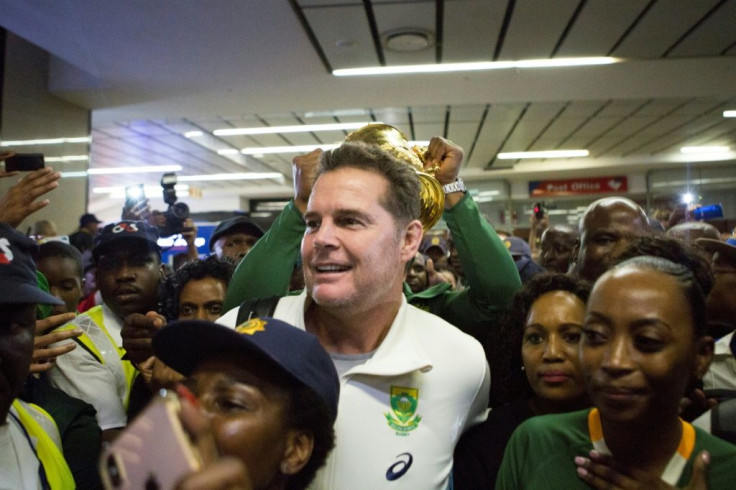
[521,365,525,371]
[280,462,289,474]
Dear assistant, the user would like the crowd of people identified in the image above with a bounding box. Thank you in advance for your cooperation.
[2,127,736,489]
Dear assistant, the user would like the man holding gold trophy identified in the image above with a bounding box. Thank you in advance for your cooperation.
[223,124,521,347]
[212,125,520,488]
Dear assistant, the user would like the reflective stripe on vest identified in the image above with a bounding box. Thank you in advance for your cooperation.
[65,305,138,409]
[12,400,75,490]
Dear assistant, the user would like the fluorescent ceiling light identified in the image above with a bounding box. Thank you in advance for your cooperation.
[497,150,589,159]
[0,137,91,146]
[213,122,374,137]
[680,146,730,154]
[241,144,340,155]
[178,173,284,182]
[237,140,427,156]
[87,165,182,175]
[184,131,204,138]
[723,111,736,118]
[93,184,189,197]
[60,171,89,178]
[217,149,240,155]
[45,155,89,162]
[333,57,618,76]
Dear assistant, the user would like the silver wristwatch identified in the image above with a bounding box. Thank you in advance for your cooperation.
[442,178,467,195]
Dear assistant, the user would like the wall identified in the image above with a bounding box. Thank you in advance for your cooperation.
[1,31,90,236]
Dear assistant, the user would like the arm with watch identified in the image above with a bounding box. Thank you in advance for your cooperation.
[415,137,522,342]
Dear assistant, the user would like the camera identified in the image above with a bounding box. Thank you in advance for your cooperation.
[159,173,190,237]
[533,202,546,220]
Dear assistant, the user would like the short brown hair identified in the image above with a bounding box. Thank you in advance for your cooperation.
[318,143,420,228]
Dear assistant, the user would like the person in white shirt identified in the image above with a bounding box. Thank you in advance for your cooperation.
[219,142,490,489]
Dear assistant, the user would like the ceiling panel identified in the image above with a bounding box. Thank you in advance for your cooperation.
[555,1,649,56]
[499,0,581,59]
[442,0,505,61]
[374,1,436,66]
[612,0,723,58]
[668,0,736,56]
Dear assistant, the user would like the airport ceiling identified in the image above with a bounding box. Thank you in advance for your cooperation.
[1,0,735,213]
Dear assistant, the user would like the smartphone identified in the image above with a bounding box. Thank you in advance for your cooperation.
[99,390,201,489]
[4,153,45,172]
[124,184,146,209]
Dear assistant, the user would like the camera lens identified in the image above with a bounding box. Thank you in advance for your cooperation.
[171,202,190,220]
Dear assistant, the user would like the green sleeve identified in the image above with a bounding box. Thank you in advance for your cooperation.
[223,200,306,311]
[495,421,525,490]
[435,194,522,339]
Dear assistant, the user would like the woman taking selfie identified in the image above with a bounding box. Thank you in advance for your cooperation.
[497,248,736,489]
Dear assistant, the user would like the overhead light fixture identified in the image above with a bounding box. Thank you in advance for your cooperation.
[497,150,589,160]
[177,173,284,182]
[241,144,340,155]
[184,131,204,138]
[217,149,240,156]
[680,146,730,154]
[333,57,618,76]
[45,155,89,162]
[0,136,91,146]
[60,171,89,178]
[723,111,736,118]
[238,140,427,156]
[213,122,375,137]
[93,184,189,198]
[87,165,183,175]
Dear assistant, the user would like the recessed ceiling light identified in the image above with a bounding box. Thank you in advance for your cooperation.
[0,136,91,146]
[241,144,340,155]
[177,173,284,182]
[184,131,204,138]
[45,155,89,162]
[497,150,589,159]
[333,57,618,76]
[213,122,375,137]
[723,111,736,118]
[87,165,182,175]
[680,146,730,154]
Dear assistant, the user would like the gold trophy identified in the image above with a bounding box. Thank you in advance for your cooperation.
[345,124,444,231]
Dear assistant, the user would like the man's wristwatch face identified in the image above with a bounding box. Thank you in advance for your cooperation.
[442,178,467,194]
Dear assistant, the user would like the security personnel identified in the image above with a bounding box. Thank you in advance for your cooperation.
[47,221,165,441]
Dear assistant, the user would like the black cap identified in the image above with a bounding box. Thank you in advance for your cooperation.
[153,317,339,423]
[93,221,161,261]
[80,213,102,227]
[209,216,265,251]
[0,223,64,305]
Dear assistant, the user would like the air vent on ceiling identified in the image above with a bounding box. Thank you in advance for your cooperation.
[382,29,434,52]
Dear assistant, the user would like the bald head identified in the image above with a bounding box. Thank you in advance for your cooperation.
[667,222,722,245]
[572,197,651,282]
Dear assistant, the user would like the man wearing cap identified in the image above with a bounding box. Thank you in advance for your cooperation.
[69,213,102,254]
[504,236,546,284]
[153,317,338,489]
[47,220,165,439]
[698,237,736,390]
[210,215,264,264]
[0,223,75,489]
[217,143,491,488]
